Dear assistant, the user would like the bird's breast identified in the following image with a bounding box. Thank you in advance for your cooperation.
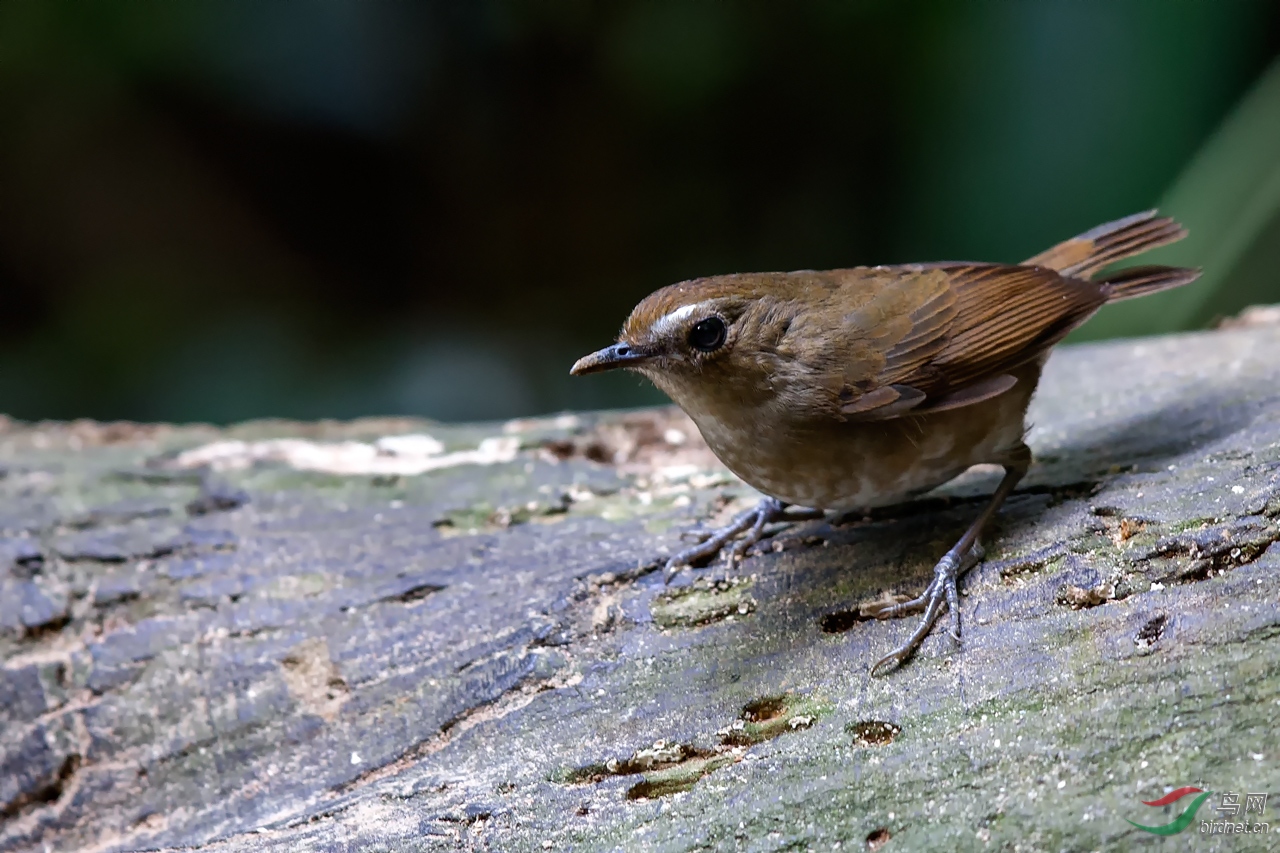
[685,376,1036,510]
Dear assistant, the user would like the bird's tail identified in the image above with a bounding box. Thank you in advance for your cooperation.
[1093,264,1201,302]
[1023,210,1195,284]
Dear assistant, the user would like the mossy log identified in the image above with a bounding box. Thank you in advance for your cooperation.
[2,323,1280,853]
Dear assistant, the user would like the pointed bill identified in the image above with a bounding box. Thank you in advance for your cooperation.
[570,342,652,375]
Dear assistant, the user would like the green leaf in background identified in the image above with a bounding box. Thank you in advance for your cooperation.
[1073,57,1280,341]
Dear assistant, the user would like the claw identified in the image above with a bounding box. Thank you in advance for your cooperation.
[868,541,987,675]
[663,497,789,583]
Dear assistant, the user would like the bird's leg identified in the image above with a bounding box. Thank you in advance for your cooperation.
[867,541,986,620]
[665,497,819,583]
[869,449,1029,675]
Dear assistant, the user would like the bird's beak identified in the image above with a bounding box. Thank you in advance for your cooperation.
[570,342,652,375]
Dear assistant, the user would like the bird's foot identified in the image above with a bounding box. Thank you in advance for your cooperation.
[867,542,984,675]
[664,497,815,583]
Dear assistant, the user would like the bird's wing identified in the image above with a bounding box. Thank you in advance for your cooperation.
[829,264,1105,420]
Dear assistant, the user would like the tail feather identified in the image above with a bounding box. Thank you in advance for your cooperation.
[1095,264,1202,302]
[1024,210,1189,280]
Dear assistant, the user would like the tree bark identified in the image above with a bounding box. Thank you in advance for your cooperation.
[2,323,1279,852]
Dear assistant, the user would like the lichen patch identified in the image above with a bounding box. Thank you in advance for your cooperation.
[652,577,756,629]
[555,693,831,800]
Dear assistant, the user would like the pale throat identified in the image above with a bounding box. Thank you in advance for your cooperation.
[643,369,795,455]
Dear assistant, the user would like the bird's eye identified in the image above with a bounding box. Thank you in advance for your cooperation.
[687,317,727,353]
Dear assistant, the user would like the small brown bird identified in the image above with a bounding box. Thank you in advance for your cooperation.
[571,211,1198,674]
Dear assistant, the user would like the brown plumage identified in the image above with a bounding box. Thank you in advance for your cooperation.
[571,211,1198,673]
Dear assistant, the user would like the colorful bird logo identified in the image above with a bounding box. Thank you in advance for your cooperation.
[1126,787,1212,836]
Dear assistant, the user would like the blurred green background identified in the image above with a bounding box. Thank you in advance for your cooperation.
[1,1,1277,425]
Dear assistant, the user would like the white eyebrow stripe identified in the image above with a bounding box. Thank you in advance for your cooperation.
[650,303,704,338]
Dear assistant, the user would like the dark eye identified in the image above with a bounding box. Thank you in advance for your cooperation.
[687,317,727,353]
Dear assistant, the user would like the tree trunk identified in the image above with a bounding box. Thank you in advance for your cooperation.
[2,322,1279,852]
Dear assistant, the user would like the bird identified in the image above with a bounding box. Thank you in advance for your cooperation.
[570,210,1198,674]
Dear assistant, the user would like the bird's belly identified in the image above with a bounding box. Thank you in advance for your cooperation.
[705,423,971,510]
[690,382,1033,510]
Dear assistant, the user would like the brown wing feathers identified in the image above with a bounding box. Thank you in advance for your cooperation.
[837,210,1197,420]
[875,274,958,381]
[933,264,1102,390]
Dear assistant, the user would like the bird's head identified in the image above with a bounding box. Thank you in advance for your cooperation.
[571,274,816,419]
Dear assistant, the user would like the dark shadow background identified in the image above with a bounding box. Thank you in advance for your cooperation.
[0,2,1277,424]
